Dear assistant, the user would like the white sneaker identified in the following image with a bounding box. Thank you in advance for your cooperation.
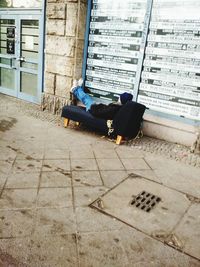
[70,79,78,92]
[78,78,83,87]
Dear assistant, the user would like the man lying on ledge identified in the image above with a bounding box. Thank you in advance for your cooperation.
[64,77,146,144]
[70,78,133,120]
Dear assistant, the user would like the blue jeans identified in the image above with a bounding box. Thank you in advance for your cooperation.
[73,86,94,111]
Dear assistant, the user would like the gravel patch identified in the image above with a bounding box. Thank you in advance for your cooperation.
[127,137,200,167]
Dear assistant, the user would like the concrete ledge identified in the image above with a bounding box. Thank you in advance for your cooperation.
[143,113,200,148]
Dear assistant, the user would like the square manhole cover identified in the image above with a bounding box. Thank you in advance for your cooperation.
[91,175,190,235]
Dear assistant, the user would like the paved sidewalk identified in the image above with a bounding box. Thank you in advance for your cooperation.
[0,94,200,267]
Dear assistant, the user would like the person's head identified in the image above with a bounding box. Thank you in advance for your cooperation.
[119,92,133,104]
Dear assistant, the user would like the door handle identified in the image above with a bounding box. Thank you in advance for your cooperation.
[16,57,26,62]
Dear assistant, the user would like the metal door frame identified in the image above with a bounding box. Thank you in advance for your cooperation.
[0,14,18,98]
[0,8,45,104]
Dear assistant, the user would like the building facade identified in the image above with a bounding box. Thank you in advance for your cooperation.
[0,0,199,151]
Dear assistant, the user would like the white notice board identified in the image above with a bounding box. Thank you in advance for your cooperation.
[84,0,151,102]
[138,0,200,120]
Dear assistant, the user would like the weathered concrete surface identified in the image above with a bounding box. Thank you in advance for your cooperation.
[0,94,200,266]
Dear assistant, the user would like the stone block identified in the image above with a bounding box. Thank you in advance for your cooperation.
[44,72,55,94]
[45,54,74,76]
[74,68,82,80]
[46,19,65,36]
[47,0,61,3]
[64,0,78,2]
[65,19,77,37]
[66,3,78,18]
[47,3,66,19]
[73,39,84,77]
[75,40,84,59]
[78,2,87,39]
[55,75,72,97]
[75,58,84,71]
[65,3,78,37]
[48,0,78,2]
[46,35,75,57]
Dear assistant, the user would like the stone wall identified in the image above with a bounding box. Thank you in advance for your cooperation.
[42,0,87,113]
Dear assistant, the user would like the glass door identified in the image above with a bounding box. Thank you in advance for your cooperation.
[18,17,41,102]
[0,17,17,97]
[0,14,43,103]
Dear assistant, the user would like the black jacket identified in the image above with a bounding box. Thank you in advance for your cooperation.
[89,103,122,120]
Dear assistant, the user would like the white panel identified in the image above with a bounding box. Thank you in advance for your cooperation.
[138,0,200,121]
[85,0,149,101]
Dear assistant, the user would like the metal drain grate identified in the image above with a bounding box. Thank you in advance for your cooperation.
[130,191,161,212]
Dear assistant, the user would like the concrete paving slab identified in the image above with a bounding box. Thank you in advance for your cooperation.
[0,174,7,189]
[7,139,44,159]
[0,209,35,238]
[44,138,71,149]
[0,237,30,266]
[143,155,200,198]
[144,155,180,170]
[173,203,200,259]
[47,125,76,139]
[37,188,73,208]
[13,159,42,173]
[121,158,151,170]
[154,166,200,198]
[46,128,93,148]
[35,207,76,235]
[72,170,102,187]
[27,234,78,267]
[91,176,190,234]
[93,147,119,159]
[5,172,40,189]
[71,158,98,171]
[10,114,48,132]
[128,169,161,183]
[42,159,70,172]
[0,146,17,161]
[4,133,45,144]
[78,231,129,267]
[11,133,46,143]
[40,171,71,187]
[13,140,45,151]
[11,140,43,150]
[76,207,123,233]
[100,170,128,188]
[44,148,70,159]
[16,148,44,160]
[119,225,200,267]
[70,145,94,159]
[96,158,125,171]
[0,189,37,209]
[0,116,18,134]
[0,160,14,174]
[116,146,145,158]
[45,136,74,150]
[0,139,7,147]
[92,140,118,149]
[74,186,108,207]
